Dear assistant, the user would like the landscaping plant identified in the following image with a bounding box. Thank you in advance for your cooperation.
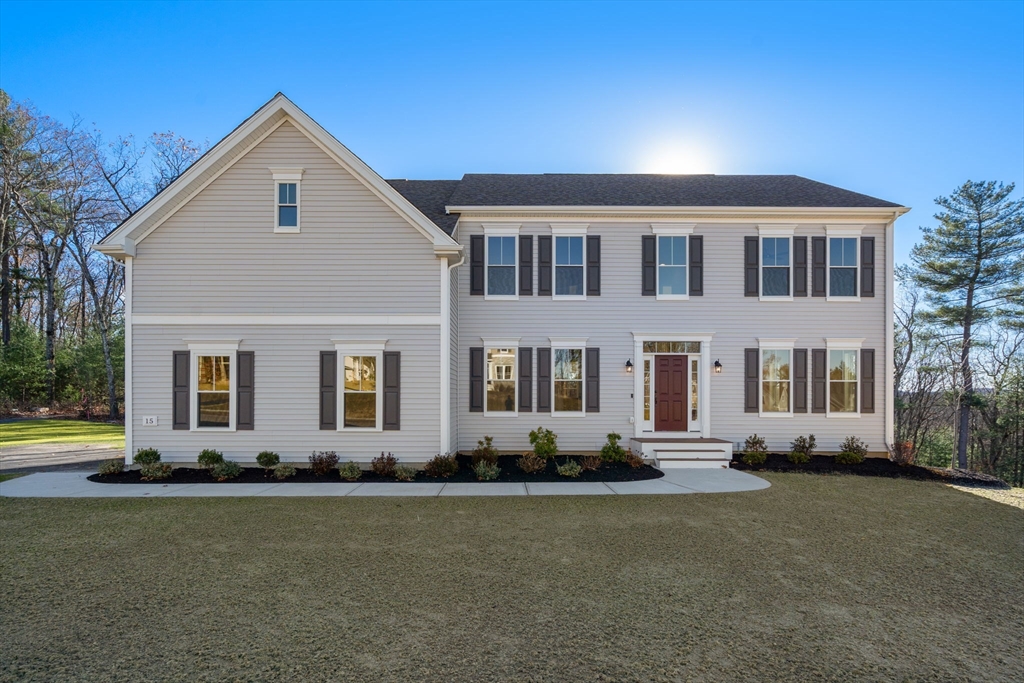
[528,426,558,458]
[742,434,768,466]
[424,453,458,478]
[97,459,124,476]
[788,434,816,465]
[371,452,398,477]
[556,459,583,478]
[273,463,297,480]
[517,453,546,474]
[134,448,161,466]
[472,436,499,466]
[889,440,916,466]
[211,460,242,481]
[473,460,500,481]
[139,462,172,481]
[836,436,868,465]
[256,451,280,471]
[337,461,362,481]
[579,454,602,471]
[198,449,225,470]
[309,451,339,476]
[394,465,417,481]
[624,449,645,469]
[600,432,626,462]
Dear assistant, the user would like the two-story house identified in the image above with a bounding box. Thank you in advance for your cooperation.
[97,94,908,467]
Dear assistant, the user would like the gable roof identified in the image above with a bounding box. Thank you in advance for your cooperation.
[445,174,902,209]
[96,93,460,258]
[386,180,460,235]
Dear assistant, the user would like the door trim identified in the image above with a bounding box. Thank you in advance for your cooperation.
[632,333,714,440]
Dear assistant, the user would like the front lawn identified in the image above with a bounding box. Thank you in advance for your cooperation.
[1,474,1021,681]
[0,419,124,448]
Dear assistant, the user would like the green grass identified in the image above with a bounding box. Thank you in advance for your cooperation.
[0,472,27,483]
[1,474,1021,681]
[0,419,124,448]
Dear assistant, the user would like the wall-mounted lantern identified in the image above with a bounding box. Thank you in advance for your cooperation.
[714,359,723,374]
[625,359,634,373]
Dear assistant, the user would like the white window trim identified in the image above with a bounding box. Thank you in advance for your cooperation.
[758,225,796,301]
[826,226,863,301]
[549,337,588,417]
[757,337,797,418]
[631,333,714,437]
[332,339,387,431]
[551,225,588,301]
[482,338,520,417]
[653,225,694,301]
[825,337,863,418]
[271,167,304,233]
[483,224,521,301]
[186,340,240,432]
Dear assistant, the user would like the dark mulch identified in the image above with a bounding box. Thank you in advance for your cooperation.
[88,454,663,485]
[731,453,1009,488]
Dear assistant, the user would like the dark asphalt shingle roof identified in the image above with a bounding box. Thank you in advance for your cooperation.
[386,180,461,235]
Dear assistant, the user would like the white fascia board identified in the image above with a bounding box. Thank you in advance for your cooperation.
[447,205,911,219]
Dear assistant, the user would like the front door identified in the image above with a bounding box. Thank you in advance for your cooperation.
[654,355,687,431]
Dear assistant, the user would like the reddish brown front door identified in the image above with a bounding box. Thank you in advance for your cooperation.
[655,355,688,432]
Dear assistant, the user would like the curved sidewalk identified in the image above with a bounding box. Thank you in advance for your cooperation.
[0,468,768,498]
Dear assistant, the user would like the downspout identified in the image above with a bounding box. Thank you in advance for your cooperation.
[884,210,898,453]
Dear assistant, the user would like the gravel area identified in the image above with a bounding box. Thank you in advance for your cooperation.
[1,474,1022,682]
[950,484,1024,510]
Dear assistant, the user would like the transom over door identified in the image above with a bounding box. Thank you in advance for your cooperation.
[654,355,687,431]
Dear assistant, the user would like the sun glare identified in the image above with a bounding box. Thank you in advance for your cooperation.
[636,139,717,174]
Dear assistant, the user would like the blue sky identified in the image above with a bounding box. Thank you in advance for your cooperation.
[1,0,1021,264]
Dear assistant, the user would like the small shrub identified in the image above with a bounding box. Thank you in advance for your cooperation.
[134,448,161,465]
[528,426,558,459]
[742,451,767,466]
[556,459,583,478]
[97,459,124,476]
[197,449,224,470]
[211,460,242,481]
[256,451,280,471]
[743,434,768,456]
[579,454,602,471]
[788,434,816,464]
[600,432,626,462]
[889,440,916,466]
[274,463,297,480]
[517,453,546,474]
[472,436,499,466]
[394,465,417,481]
[140,462,172,481]
[371,452,398,477]
[309,451,339,476]
[473,460,500,481]
[835,450,864,465]
[337,461,362,481]
[424,453,458,478]
[624,449,645,469]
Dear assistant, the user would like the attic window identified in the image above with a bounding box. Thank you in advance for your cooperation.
[270,168,304,233]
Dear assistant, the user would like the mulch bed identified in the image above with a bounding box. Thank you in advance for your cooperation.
[88,454,664,485]
[731,453,1009,488]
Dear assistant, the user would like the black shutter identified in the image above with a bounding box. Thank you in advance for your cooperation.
[812,237,827,297]
[538,236,552,296]
[793,348,808,413]
[861,237,875,297]
[237,351,254,430]
[536,347,551,412]
[793,236,808,297]
[383,351,401,430]
[642,235,656,296]
[812,348,827,413]
[518,347,533,412]
[586,235,601,296]
[519,235,533,296]
[744,348,759,412]
[744,236,759,297]
[861,348,875,413]
[689,235,703,296]
[319,351,337,430]
[469,347,484,412]
[470,234,484,295]
[172,351,190,430]
[585,347,600,412]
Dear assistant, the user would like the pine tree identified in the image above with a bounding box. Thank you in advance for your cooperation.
[912,181,1024,469]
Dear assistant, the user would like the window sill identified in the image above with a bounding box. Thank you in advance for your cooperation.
[656,294,690,301]
[337,427,384,432]
[191,427,236,432]
[826,296,861,302]
[826,412,861,418]
[483,412,519,417]
[484,295,519,301]
[274,226,301,234]
[552,295,586,301]
[759,296,794,302]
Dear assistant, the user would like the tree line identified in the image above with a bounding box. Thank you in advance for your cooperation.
[2,91,1022,482]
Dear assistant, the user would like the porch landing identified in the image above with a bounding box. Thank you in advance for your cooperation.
[630,437,734,469]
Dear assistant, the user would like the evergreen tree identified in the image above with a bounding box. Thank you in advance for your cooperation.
[912,181,1024,468]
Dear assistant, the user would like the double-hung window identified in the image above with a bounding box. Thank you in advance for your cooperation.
[761,237,791,297]
[829,237,858,297]
[657,236,688,297]
[334,341,386,430]
[270,168,303,233]
[487,236,517,297]
[188,341,239,431]
[829,349,858,414]
[486,347,517,413]
[554,236,585,297]
[553,347,584,413]
[761,349,791,414]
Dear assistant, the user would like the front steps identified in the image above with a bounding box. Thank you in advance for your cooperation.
[629,437,734,469]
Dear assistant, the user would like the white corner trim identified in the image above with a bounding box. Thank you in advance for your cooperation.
[269,167,304,181]
[757,338,798,348]
[185,339,241,350]
[757,224,797,235]
[651,223,695,235]
[825,337,865,349]
[550,223,589,234]
[481,338,521,348]
[548,337,588,347]
[482,223,521,234]
[124,257,133,465]
[826,224,865,236]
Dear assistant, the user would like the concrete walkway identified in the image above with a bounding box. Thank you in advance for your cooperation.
[0,443,124,471]
[0,468,768,498]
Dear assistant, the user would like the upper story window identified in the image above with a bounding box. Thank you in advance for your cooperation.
[829,237,858,297]
[486,347,517,413]
[487,236,517,297]
[270,168,303,233]
[761,237,791,297]
[555,236,584,296]
[658,236,688,297]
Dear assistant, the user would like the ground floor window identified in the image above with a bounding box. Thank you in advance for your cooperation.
[486,348,517,412]
[829,349,858,413]
[343,355,377,428]
[197,354,231,428]
[761,349,791,413]
[553,348,583,412]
